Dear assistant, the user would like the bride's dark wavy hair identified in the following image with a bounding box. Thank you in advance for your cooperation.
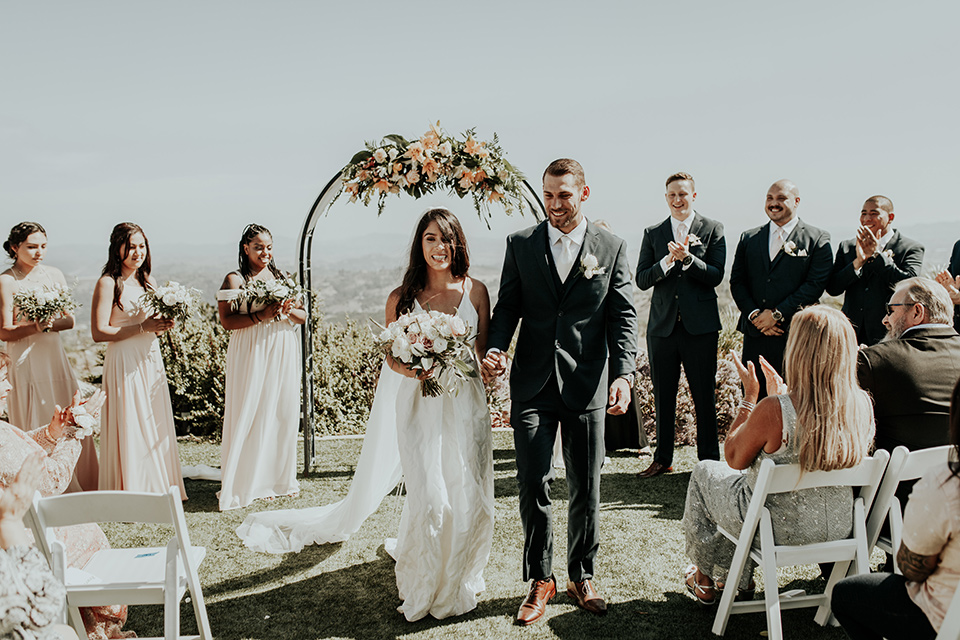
[238,223,284,281]
[101,222,151,310]
[395,208,470,317]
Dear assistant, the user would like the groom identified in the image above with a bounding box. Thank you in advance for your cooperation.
[482,158,638,625]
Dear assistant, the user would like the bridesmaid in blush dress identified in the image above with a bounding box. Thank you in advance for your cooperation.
[0,222,98,492]
[216,224,304,511]
[92,223,186,499]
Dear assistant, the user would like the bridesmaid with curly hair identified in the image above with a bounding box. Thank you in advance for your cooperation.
[216,224,305,511]
[92,223,185,499]
[0,221,98,492]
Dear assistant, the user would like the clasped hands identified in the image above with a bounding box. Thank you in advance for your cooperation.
[730,353,788,400]
[750,309,783,336]
[480,351,631,415]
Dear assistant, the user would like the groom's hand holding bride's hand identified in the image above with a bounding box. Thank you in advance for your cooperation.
[481,350,507,382]
[606,377,631,415]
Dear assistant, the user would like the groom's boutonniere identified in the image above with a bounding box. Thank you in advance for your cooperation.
[580,254,606,279]
[686,234,703,247]
[782,241,807,257]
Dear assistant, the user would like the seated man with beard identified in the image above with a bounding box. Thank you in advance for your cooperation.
[857,277,960,453]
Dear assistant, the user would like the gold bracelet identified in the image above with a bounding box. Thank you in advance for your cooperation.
[139,322,145,334]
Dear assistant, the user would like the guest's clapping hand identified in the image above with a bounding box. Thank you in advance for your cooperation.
[759,356,787,397]
[854,225,879,268]
[730,352,760,402]
[46,404,71,441]
[935,270,960,305]
[0,451,44,523]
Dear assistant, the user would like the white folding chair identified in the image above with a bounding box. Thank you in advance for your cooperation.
[865,445,953,574]
[937,583,960,640]
[26,486,212,640]
[711,451,889,640]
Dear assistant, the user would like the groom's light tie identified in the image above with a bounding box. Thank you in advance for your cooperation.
[770,228,785,261]
[676,222,688,245]
[556,235,576,282]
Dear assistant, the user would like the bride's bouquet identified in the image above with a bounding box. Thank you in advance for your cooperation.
[374,310,477,397]
[13,284,79,325]
[139,281,200,323]
[244,276,305,322]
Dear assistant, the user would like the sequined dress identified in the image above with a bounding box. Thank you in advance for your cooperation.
[682,394,854,588]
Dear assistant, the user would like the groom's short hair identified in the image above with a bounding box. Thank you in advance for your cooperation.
[666,172,695,190]
[543,158,585,188]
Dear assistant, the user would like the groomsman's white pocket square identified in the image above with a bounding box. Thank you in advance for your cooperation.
[580,254,606,279]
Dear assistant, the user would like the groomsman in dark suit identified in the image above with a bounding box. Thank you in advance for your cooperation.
[730,180,832,396]
[635,172,725,479]
[826,196,924,345]
[483,159,638,624]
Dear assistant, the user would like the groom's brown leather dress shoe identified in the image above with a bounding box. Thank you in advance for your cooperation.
[637,461,673,478]
[516,576,556,625]
[567,579,608,615]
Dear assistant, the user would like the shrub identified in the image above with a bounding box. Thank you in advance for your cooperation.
[158,302,230,437]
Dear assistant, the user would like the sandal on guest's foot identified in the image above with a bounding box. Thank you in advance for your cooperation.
[684,565,716,606]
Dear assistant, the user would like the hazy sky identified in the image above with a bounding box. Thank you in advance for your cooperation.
[3,1,958,270]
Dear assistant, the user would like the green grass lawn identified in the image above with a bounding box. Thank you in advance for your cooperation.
[102,433,852,640]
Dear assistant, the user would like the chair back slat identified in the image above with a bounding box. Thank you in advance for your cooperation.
[899,445,952,481]
[766,453,889,497]
[36,490,175,528]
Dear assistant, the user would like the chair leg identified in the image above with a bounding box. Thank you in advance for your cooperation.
[164,540,180,640]
[759,512,783,640]
[68,605,85,640]
[712,526,754,636]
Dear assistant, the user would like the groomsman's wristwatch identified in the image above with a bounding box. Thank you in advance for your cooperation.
[681,254,694,267]
[771,309,784,323]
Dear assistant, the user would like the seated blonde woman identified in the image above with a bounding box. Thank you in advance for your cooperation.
[681,306,874,604]
[0,354,132,640]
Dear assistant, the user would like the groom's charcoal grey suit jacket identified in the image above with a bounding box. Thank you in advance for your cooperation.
[488,220,638,411]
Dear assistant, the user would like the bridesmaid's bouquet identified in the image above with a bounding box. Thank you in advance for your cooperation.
[139,281,200,323]
[244,276,305,322]
[13,284,79,324]
[374,310,477,397]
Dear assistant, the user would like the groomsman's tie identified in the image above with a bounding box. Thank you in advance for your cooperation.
[770,228,785,261]
[556,235,576,282]
[676,222,688,245]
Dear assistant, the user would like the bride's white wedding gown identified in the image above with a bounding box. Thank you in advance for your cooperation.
[237,294,494,622]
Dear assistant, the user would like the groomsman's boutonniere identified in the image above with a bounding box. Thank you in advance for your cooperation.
[686,234,703,247]
[881,249,894,260]
[782,241,807,257]
[580,254,606,279]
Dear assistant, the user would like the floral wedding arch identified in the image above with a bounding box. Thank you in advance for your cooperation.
[297,123,546,471]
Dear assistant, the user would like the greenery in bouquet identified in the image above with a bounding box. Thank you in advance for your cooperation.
[244,276,305,321]
[374,310,477,398]
[139,281,200,323]
[13,284,79,324]
[335,122,528,227]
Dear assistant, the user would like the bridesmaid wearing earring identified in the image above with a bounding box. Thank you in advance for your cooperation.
[216,224,305,511]
[0,222,98,492]
[92,223,186,499]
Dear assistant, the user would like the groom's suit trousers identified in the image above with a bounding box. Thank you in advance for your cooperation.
[512,374,606,582]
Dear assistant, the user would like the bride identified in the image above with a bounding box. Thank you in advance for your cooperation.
[238,208,495,621]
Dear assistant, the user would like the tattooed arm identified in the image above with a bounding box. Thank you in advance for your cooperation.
[897,542,940,583]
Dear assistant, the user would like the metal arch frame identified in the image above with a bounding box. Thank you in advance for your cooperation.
[297,171,546,472]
